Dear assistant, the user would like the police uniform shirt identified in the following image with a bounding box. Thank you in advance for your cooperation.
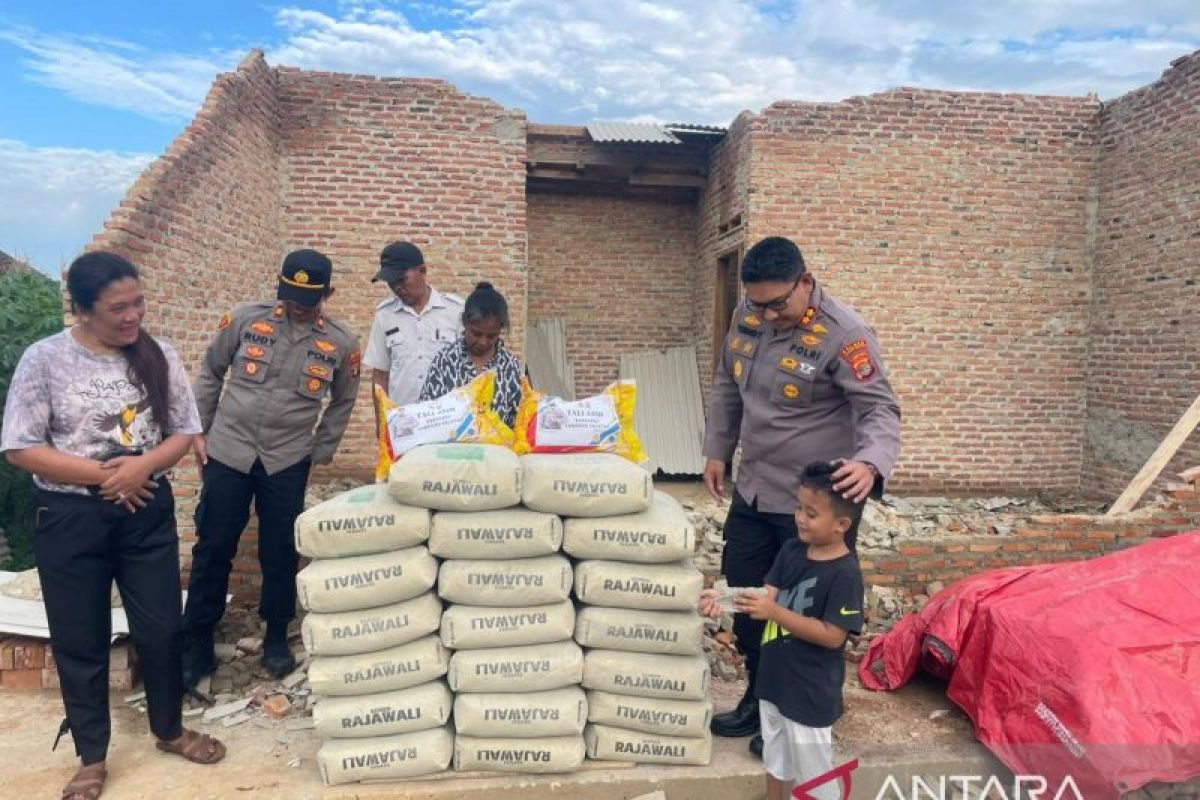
[194,301,361,474]
[702,280,902,515]
[362,288,464,405]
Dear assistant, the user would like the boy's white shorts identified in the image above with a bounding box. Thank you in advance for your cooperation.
[760,699,837,800]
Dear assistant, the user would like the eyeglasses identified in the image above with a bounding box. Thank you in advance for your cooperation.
[747,277,802,313]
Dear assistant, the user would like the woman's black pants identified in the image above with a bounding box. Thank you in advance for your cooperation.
[33,482,184,764]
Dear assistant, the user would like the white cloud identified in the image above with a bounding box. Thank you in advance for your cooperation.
[0,139,154,274]
[0,28,232,122]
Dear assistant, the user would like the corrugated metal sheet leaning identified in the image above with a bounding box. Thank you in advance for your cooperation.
[619,346,705,475]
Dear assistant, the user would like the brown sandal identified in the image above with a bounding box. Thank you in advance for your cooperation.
[62,762,107,800]
[155,729,226,764]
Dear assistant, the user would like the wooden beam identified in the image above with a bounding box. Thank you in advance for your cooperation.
[627,172,708,188]
[1106,392,1200,515]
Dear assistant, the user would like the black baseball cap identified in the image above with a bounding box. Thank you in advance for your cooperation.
[277,249,332,307]
[373,241,425,283]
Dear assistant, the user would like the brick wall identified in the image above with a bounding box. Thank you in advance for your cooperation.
[859,481,1200,595]
[527,190,698,396]
[694,113,754,396]
[88,51,286,598]
[1087,53,1200,498]
[740,90,1100,494]
[277,68,528,481]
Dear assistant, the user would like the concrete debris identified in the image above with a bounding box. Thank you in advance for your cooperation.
[214,643,238,662]
[220,709,255,728]
[285,717,316,731]
[281,669,307,690]
[929,709,952,721]
[203,698,251,723]
[702,628,745,683]
[236,637,262,655]
[182,707,205,718]
[688,499,730,576]
[123,691,146,704]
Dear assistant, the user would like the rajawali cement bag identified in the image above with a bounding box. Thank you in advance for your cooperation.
[585,690,712,738]
[296,546,438,613]
[440,600,575,650]
[313,680,452,739]
[453,686,587,738]
[582,650,710,700]
[453,734,585,774]
[574,606,705,656]
[389,443,521,512]
[563,491,694,563]
[584,723,712,766]
[447,640,584,693]
[573,559,704,611]
[520,453,652,517]
[303,592,442,656]
[437,555,572,607]
[307,635,449,697]
[295,483,431,558]
[429,507,563,559]
[317,726,453,785]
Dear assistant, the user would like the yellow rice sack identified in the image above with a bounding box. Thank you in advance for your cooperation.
[514,379,646,464]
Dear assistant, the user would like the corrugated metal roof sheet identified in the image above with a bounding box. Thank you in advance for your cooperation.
[664,123,727,134]
[620,346,705,475]
[586,122,681,144]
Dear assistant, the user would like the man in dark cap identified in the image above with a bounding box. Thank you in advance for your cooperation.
[363,241,463,405]
[181,249,361,686]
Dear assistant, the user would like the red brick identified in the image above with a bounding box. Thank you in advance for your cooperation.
[0,668,45,690]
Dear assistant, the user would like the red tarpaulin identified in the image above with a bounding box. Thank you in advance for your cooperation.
[860,532,1200,799]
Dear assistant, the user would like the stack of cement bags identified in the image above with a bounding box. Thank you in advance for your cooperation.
[532,455,712,766]
[396,443,587,774]
[294,483,453,785]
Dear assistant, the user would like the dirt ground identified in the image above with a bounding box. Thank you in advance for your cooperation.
[0,668,983,799]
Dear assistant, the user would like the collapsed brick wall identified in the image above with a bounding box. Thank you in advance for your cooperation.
[858,483,1200,595]
[1087,53,1200,498]
[740,91,1100,495]
[88,51,286,598]
[526,190,698,395]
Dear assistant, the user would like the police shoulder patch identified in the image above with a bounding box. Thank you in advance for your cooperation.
[840,338,876,382]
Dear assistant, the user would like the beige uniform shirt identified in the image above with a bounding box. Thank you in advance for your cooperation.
[194,301,361,475]
[362,288,464,405]
[703,280,902,514]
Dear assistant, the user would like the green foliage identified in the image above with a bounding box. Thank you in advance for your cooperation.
[0,270,64,569]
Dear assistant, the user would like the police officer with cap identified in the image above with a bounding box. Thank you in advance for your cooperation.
[363,241,464,407]
[182,249,361,686]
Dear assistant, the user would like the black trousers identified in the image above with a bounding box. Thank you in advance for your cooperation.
[183,457,311,633]
[721,489,865,700]
[34,483,183,764]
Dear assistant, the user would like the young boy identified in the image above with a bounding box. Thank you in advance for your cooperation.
[700,461,865,800]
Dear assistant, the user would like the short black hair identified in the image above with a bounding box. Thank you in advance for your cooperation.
[742,236,806,284]
[799,461,864,530]
[463,281,509,328]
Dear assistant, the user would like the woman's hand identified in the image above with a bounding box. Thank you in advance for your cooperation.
[99,456,157,512]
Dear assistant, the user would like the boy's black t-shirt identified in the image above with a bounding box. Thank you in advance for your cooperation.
[755,539,864,728]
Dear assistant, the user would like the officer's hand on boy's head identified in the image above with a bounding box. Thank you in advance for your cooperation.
[831,458,875,503]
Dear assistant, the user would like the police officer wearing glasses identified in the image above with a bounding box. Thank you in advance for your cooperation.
[703,236,901,756]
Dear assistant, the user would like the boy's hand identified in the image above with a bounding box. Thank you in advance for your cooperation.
[697,589,722,620]
[734,590,778,621]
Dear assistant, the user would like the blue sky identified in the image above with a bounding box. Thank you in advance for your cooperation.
[2,1,1197,275]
